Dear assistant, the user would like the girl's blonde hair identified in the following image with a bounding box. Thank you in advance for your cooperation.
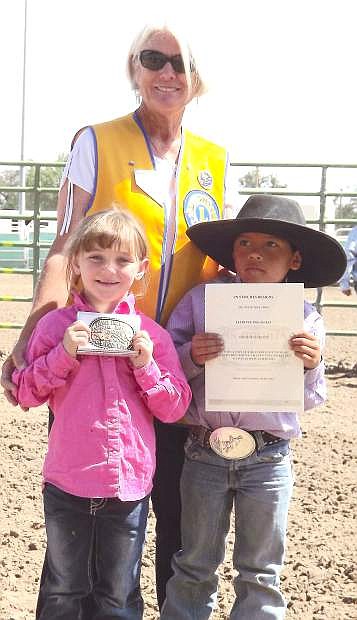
[127,22,208,98]
[65,206,149,290]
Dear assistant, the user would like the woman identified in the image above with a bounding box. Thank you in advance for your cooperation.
[2,22,235,614]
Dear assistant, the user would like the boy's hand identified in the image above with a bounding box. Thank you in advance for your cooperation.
[289,331,321,370]
[131,330,153,368]
[191,333,224,366]
[63,321,90,358]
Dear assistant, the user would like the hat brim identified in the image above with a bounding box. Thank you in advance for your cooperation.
[187,217,347,288]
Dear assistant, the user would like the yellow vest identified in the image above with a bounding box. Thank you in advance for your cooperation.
[86,113,227,324]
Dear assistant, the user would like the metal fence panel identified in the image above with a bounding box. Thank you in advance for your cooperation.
[0,160,356,335]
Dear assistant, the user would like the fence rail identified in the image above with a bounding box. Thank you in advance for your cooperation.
[0,160,356,335]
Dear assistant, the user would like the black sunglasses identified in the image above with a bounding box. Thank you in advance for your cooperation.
[139,50,194,74]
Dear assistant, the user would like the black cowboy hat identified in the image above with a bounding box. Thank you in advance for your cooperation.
[187,195,347,288]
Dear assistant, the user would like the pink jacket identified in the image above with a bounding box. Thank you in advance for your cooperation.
[13,293,191,501]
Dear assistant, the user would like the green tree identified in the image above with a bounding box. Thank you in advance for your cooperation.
[334,191,357,229]
[0,154,66,211]
[0,168,19,209]
[239,167,287,189]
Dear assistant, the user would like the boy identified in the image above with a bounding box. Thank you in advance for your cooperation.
[161,195,347,619]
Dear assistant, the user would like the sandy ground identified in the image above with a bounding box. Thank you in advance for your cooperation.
[0,275,356,619]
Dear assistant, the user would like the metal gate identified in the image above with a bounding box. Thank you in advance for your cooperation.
[0,159,356,336]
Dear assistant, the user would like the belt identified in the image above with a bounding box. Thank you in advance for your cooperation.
[189,425,283,455]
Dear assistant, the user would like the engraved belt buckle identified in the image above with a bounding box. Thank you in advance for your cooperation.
[209,427,256,460]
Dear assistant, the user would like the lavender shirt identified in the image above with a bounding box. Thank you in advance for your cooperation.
[166,274,326,439]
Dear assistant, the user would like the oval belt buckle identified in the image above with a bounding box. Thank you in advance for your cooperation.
[209,427,256,460]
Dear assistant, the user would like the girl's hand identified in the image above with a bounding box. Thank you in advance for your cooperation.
[63,321,90,358]
[289,331,321,370]
[131,330,153,368]
[191,333,224,366]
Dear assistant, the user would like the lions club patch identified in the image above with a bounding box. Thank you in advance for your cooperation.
[183,190,220,227]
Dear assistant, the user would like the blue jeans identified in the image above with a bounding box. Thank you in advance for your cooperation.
[161,435,293,620]
[37,483,149,619]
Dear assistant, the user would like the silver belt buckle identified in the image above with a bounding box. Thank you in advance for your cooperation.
[209,427,256,460]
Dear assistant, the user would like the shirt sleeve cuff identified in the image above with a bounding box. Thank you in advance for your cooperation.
[133,359,162,391]
[178,341,204,381]
[46,343,80,377]
[304,360,324,386]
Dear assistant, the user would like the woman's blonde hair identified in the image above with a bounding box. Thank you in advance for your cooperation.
[65,206,148,291]
[127,22,208,98]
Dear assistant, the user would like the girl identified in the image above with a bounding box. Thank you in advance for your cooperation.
[13,207,191,619]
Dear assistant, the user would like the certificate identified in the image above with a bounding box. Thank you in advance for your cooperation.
[205,283,304,413]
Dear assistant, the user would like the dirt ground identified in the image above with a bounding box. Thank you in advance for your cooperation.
[0,275,356,620]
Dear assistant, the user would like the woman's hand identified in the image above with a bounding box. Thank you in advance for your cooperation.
[191,333,224,366]
[1,339,28,406]
[130,330,154,368]
[289,331,321,370]
[63,321,90,358]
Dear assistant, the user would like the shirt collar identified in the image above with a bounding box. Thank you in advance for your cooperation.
[71,290,136,314]
[114,293,136,314]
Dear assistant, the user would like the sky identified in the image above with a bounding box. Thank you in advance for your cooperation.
[1,0,357,172]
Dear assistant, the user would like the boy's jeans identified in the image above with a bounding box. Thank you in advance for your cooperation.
[161,435,293,620]
[37,482,149,620]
